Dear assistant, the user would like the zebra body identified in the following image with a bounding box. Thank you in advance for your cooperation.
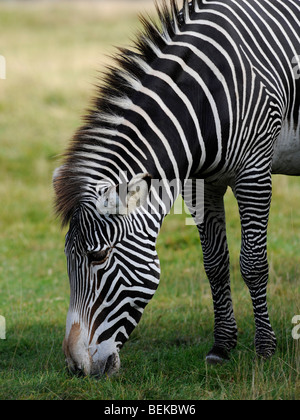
[54,0,300,376]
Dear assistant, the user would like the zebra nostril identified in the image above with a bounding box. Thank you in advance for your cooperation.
[88,355,114,378]
[103,354,114,375]
[89,352,120,378]
[102,353,120,377]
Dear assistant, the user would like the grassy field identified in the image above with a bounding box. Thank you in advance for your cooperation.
[0,1,299,400]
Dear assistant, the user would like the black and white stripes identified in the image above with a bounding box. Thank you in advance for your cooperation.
[54,0,300,375]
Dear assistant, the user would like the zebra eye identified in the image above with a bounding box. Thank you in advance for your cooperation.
[87,248,111,265]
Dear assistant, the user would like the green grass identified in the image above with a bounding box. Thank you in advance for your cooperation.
[0,1,299,400]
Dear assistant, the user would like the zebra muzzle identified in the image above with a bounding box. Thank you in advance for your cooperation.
[63,322,121,377]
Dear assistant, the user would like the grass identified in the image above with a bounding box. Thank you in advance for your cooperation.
[0,1,299,400]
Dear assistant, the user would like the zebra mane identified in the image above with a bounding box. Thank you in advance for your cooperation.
[54,0,197,227]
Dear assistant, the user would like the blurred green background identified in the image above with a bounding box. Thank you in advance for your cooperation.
[0,0,299,400]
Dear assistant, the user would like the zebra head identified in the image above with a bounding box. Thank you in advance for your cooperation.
[57,172,161,377]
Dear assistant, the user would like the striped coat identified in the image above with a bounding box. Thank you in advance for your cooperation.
[54,0,300,376]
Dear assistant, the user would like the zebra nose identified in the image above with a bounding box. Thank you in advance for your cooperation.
[63,333,120,377]
[100,353,120,377]
[65,350,120,378]
[87,350,121,378]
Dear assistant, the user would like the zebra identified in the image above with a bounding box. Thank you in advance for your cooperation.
[53,0,300,376]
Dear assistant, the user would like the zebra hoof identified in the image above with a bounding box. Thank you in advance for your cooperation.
[255,345,276,360]
[206,346,230,365]
[255,331,277,360]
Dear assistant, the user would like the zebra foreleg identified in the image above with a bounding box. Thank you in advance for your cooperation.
[235,170,277,359]
[184,182,238,363]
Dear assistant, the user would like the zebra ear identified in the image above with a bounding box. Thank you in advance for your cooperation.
[96,173,152,216]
